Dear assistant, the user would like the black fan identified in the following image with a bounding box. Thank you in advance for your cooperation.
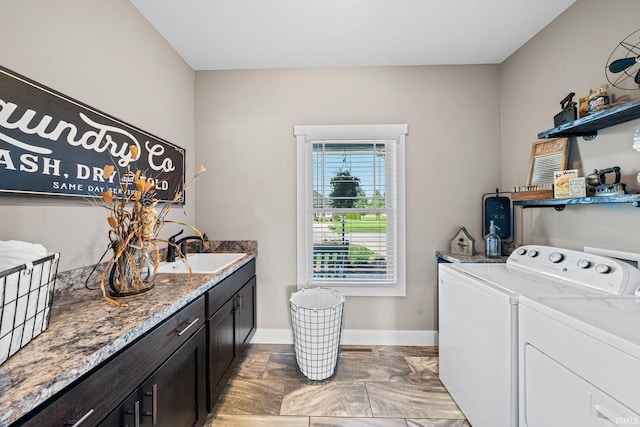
[606,28,640,90]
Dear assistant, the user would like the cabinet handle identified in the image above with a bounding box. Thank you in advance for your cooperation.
[143,383,158,425]
[125,401,141,427]
[593,403,622,425]
[125,400,140,427]
[151,383,158,425]
[68,409,94,426]
[134,400,141,427]
[177,318,199,336]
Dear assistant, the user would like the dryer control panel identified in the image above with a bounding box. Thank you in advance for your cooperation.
[506,245,640,295]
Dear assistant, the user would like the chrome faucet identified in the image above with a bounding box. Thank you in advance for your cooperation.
[166,230,209,262]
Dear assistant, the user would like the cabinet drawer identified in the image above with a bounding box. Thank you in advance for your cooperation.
[207,259,255,317]
[18,297,205,427]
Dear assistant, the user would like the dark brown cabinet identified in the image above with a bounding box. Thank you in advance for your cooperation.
[12,258,256,427]
[208,298,236,402]
[99,327,207,427]
[17,297,206,427]
[144,327,206,427]
[235,277,256,354]
[98,390,138,427]
[206,260,256,407]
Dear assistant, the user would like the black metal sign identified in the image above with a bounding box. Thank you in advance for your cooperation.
[0,66,185,203]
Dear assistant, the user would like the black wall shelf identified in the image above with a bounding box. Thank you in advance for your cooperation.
[538,97,640,139]
[513,194,640,211]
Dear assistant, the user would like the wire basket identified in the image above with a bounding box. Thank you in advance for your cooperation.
[0,253,59,365]
[290,287,344,381]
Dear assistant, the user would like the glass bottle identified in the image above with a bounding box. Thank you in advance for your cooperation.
[485,220,501,258]
[587,84,610,113]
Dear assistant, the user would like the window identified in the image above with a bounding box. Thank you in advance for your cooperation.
[295,124,407,296]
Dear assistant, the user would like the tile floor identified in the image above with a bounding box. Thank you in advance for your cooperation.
[205,344,470,427]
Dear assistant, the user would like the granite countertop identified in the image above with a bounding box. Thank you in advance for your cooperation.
[436,250,508,263]
[0,245,256,426]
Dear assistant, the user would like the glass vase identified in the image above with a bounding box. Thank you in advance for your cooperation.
[108,245,156,297]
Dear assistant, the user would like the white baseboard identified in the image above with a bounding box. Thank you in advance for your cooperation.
[252,328,438,346]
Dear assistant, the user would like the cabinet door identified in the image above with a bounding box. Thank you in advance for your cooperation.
[99,390,140,427]
[99,328,207,427]
[139,327,207,427]
[235,277,256,352]
[208,297,236,405]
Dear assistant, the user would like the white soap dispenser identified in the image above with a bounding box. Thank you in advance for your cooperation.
[485,220,501,258]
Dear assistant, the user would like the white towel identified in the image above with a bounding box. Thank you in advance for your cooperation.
[0,240,48,272]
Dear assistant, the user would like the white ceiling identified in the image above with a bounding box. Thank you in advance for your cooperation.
[130,0,576,71]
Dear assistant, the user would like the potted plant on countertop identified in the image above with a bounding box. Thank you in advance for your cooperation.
[97,145,205,306]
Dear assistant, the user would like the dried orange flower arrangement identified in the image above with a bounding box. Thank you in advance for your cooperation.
[98,145,205,305]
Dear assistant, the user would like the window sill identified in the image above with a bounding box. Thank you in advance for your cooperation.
[298,282,406,297]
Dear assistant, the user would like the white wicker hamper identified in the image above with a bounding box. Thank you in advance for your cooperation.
[290,287,344,381]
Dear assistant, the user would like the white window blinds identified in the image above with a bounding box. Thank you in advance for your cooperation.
[309,140,396,283]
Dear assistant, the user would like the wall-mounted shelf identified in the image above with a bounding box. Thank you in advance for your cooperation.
[513,194,640,211]
[537,97,640,140]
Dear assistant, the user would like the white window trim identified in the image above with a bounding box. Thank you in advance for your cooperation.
[295,124,407,297]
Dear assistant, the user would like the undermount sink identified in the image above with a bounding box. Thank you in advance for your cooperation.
[157,253,246,274]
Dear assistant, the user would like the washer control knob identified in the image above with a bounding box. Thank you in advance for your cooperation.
[577,259,591,269]
[548,252,564,263]
[595,263,611,274]
[528,249,539,257]
[516,248,527,256]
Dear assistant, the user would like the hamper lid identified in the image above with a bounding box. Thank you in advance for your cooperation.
[290,287,344,310]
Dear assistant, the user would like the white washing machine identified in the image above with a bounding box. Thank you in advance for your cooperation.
[438,245,640,427]
[519,294,640,426]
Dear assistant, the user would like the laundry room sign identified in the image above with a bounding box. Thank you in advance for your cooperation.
[0,66,185,202]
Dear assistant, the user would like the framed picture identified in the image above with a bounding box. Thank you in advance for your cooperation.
[526,138,570,185]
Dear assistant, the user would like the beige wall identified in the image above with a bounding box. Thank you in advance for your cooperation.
[195,66,501,334]
[9,0,625,337]
[501,0,640,251]
[0,0,196,272]
[0,1,500,338]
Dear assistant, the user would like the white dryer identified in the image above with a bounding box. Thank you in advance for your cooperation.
[519,294,640,426]
[438,245,640,427]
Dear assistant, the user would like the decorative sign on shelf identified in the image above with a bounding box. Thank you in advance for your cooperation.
[526,138,569,186]
[0,66,185,203]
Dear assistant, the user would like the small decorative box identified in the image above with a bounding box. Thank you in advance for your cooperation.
[554,169,579,199]
[569,177,587,198]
